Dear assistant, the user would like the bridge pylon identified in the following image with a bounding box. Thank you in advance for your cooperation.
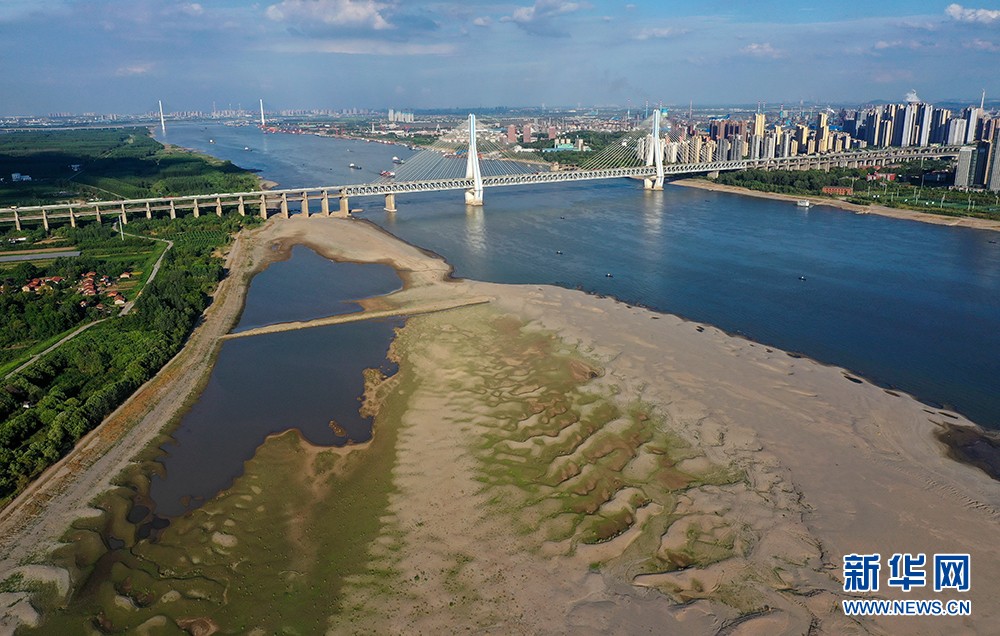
[465,114,484,206]
[644,109,665,191]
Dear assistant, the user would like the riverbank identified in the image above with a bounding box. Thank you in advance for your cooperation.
[673,178,1000,232]
[3,216,998,634]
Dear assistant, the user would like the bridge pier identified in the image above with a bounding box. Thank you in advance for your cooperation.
[192,198,200,218]
[238,196,246,217]
[465,114,484,206]
[339,195,350,217]
[301,191,310,217]
[169,200,177,219]
[321,190,330,216]
[707,171,720,179]
[259,195,267,219]
[464,189,484,206]
[384,193,397,212]
[41,210,49,232]
[120,203,128,225]
[281,193,289,218]
[94,205,101,225]
[68,207,76,228]
[13,209,20,232]
[146,202,152,219]
[215,197,223,217]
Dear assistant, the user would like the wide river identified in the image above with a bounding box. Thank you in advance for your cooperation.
[158,122,1000,430]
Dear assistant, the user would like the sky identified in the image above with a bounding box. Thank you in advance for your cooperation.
[1,0,999,114]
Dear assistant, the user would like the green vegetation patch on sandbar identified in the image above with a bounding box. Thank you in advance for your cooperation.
[27,353,407,634]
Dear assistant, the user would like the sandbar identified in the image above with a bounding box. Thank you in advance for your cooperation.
[1,216,997,635]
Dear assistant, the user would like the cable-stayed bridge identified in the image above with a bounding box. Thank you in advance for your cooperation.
[0,113,964,229]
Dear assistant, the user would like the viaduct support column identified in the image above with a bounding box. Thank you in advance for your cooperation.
[707,171,720,179]
[238,196,246,217]
[384,193,397,212]
[42,210,49,232]
[216,197,223,217]
[94,206,102,225]
[259,195,268,219]
[169,200,177,219]
[145,202,152,219]
[13,209,21,232]
[281,193,289,218]
[301,192,310,217]
[120,203,128,225]
[192,198,200,218]
[321,191,330,216]
[339,195,350,217]
[68,207,76,228]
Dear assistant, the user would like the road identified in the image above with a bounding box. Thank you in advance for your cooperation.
[0,250,80,263]
[118,227,173,316]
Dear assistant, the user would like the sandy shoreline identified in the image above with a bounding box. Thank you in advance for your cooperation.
[672,178,1000,232]
[1,216,997,634]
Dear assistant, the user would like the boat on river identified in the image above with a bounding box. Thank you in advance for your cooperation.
[796,200,812,208]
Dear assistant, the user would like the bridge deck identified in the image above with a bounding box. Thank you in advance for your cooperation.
[0,145,963,224]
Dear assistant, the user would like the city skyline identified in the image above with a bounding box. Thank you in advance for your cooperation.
[1,1,999,115]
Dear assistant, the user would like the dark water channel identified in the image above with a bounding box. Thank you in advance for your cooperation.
[234,245,401,332]
[148,251,402,518]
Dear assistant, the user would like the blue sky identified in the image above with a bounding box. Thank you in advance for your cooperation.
[1,1,998,114]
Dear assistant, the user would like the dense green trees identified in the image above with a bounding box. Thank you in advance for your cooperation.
[714,167,870,195]
[0,214,260,504]
[0,128,258,206]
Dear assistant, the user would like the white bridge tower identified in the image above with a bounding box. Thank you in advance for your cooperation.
[465,114,484,206]
[644,109,665,191]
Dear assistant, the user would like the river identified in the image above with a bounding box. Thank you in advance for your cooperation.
[158,122,1000,430]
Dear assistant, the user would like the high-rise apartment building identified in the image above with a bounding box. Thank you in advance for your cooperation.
[963,107,983,144]
[988,132,1000,192]
[955,146,975,188]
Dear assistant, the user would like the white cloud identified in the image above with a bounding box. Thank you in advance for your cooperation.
[115,62,154,76]
[266,0,392,30]
[633,27,688,41]
[266,39,453,55]
[945,3,1000,24]
[741,42,782,58]
[967,38,1000,51]
[501,0,585,32]
[0,0,67,23]
[180,3,204,17]
[874,39,925,50]
[472,16,491,27]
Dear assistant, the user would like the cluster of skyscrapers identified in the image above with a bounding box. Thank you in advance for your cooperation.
[505,123,559,144]
[650,100,999,191]
[845,103,995,148]
[387,109,414,123]
[662,110,857,165]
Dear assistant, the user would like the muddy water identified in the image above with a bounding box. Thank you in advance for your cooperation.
[149,248,402,518]
[233,244,400,332]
